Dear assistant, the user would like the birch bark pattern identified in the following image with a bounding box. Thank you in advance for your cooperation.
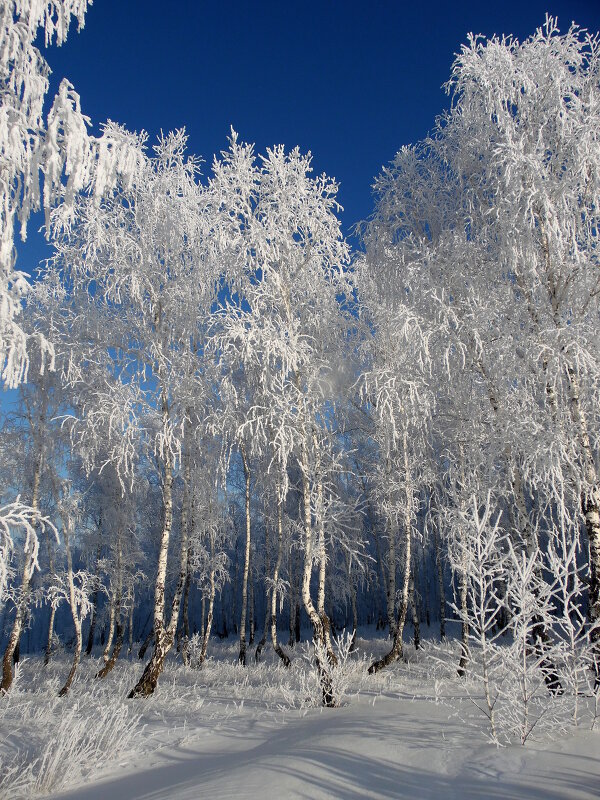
[59,519,83,697]
[271,494,291,666]
[198,531,216,668]
[1,457,42,692]
[369,430,412,674]
[254,529,270,662]
[238,444,252,666]
[130,440,179,696]
[314,437,337,666]
[85,534,103,656]
[300,436,335,705]
[97,536,123,679]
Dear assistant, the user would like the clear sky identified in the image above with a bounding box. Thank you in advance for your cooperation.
[17,0,600,271]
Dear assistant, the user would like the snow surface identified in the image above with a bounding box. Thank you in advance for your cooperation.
[49,693,599,800]
[2,635,598,800]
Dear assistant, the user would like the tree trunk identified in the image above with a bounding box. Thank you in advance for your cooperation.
[1,457,42,693]
[97,537,124,680]
[433,519,446,641]
[96,614,125,679]
[59,521,83,697]
[456,547,470,678]
[44,524,58,665]
[138,630,153,660]
[254,604,269,662]
[254,529,270,663]
[347,553,358,652]
[85,539,102,656]
[386,518,397,637]
[198,563,216,667]
[270,494,291,667]
[200,593,206,641]
[409,562,421,650]
[288,547,296,647]
[129,444,175,697]
[421,539,431,628]
[565,365,600,684]
[369,431,412,675]
[231,540,239,636]
[44,603,56,666]
[181,549,192,665]
[127,591,134,656]
[238,444,252,666]
[102,593,117,667]
[85,592,99,656]
[197,526,217,668]
[359,470,387,632]
[248,563,255,647]
[300,437,335,706]
[313,438,337,666]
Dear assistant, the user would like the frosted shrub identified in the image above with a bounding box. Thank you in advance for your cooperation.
[435,495,594,744]
[496,543,571,744]
[183,632,204,668]
[545,519,600,724]
[442,495,510,742]
[303,632,369,708]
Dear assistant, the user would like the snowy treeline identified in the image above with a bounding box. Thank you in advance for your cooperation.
[1,3,599,748]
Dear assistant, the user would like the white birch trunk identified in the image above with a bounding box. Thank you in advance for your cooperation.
[299,435,335,705]
[238,444,252,665]
[1,456,42,692]
[369,430,413,674]
[129,440,175,697]
[270,493,291,666]
[59,519,83,697]
[433,517,446,641]
[199,558,216,667]
[313,436,336,665]
[408,561,420,650]
[97,536,124,679]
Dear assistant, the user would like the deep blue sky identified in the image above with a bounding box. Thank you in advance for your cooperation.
[17,0,600,271]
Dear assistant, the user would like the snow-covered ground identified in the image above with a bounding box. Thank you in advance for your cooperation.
[1,633,598,800]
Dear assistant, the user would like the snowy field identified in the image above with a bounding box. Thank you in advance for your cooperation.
[1,632,598,800]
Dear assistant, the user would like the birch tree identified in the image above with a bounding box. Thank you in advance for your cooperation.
[44,130,221,696]
[435,17,600,677]
[209,134,352,702]
[362,17,600,681]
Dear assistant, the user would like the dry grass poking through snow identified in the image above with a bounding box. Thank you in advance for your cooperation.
[0,633,378,799]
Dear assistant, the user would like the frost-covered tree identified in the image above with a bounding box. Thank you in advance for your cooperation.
[209,133,352,702]
[436,17,600,676]
[354,288,433,674]
[363,16,600,680]
[0,319,65,691]
[43,130,222,696]
[1,0,145,387]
